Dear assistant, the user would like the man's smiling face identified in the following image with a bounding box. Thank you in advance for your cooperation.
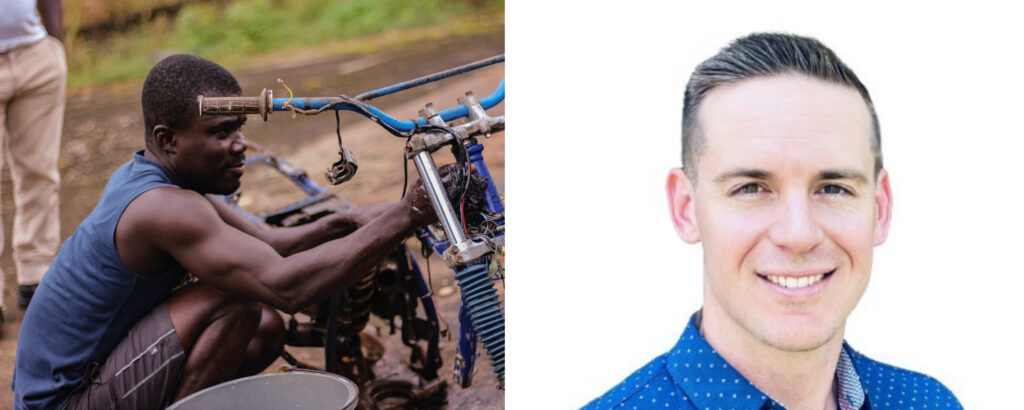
[668,73,892,352]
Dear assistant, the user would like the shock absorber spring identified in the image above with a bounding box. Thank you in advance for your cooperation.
[454,262,505,384]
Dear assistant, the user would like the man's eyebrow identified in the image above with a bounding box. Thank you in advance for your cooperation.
[207,116,245,131]
[712,169,772,183]
[819,169,869,183]
[711,169,870,184]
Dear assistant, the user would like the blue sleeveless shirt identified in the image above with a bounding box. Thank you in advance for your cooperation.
[14,151,188,409]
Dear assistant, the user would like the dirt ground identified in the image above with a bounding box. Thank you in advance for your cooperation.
[0,30,504,408]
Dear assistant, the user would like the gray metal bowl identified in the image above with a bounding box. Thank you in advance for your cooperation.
[166,372,358,410]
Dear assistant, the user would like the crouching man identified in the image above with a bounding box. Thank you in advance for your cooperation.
[13,54,461,409]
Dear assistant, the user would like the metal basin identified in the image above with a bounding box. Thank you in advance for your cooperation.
[166,372,358,410]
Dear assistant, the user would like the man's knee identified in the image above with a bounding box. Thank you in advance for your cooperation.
[256,307,285,350]
[168,283,262,350]
[236,307,286,377]
[216,296,262,327]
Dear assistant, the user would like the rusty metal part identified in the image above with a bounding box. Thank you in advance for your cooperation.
[358,331,385,363]
[459,92,505,139]
[326,148,358,185]
[285,250,442,391]
[258,147,446,406]
[404,97,505,157]
[443,238,493,267]
[362,378,448,410]
[327,266,380,385]
[371,250,442,381]
[279,350,317,371]
[283,320,323,347]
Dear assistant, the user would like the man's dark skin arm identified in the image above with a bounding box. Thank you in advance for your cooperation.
[148,189,436,400]
[36,0,63,41]
[205,196,397,257]
[117,168,451,314]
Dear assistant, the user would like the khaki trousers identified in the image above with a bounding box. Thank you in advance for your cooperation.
[0,36,66,304]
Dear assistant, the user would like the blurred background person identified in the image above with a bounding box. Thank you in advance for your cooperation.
[0,0,67,330]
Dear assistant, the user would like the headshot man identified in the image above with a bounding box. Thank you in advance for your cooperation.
[12,54,468,409]
[584,33,962,409]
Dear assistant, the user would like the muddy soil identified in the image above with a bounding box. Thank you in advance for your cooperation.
[0,30,504,408]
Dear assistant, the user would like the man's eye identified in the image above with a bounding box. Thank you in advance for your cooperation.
[819,184,851,195]
[216,127,240,139]
[732,183,764,196]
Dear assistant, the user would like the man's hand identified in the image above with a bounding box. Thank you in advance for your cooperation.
[402,163,489,225]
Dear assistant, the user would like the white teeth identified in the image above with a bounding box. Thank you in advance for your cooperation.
[765,273,826,289]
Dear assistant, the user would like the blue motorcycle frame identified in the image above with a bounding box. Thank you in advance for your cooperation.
[203,55,505,389]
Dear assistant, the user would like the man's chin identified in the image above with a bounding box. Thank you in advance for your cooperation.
[750,316,842,353]
[201,181,241,196]
[219,184,242,196]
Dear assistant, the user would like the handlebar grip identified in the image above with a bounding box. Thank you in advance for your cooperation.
[198,88,273,121]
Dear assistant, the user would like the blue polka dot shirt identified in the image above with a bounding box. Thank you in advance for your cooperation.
[583,312,962,409]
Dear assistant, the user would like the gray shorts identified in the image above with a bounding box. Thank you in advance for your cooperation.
[62,303,187,409]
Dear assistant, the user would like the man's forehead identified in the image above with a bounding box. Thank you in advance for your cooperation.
[696,74,875,175]
[701,74,871,134]
[703,76,869,143]
[186,113,246,130]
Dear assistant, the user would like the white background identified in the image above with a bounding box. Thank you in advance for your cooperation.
[507,2,1024,409]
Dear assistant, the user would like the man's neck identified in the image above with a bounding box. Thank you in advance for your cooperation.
[142,148,187,190]
[700,305,842,410]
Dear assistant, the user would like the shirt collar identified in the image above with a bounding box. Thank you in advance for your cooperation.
[666,311,867,409]
[835,346,866,410]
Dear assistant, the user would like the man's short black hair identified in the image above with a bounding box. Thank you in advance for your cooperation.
[682,33,881,179]
[141,54,242,145]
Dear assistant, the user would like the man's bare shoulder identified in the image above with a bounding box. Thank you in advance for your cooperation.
[132,185,206,204]
[116,186,227,275]
[124,186,223,238]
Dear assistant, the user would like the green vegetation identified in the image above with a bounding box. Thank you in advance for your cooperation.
[65,0,185,29]
[66,0,503,92]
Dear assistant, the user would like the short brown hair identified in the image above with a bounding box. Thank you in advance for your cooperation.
[682,33,881,179]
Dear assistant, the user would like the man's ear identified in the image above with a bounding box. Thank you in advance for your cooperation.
[153,125,177,154]
[873,169,893,245]
[666,168,701,243]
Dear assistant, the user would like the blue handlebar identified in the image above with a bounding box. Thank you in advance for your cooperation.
[271,78,504,132]
[354,54,504,101]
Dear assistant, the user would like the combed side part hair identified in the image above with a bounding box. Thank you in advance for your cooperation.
[681,33,881,179]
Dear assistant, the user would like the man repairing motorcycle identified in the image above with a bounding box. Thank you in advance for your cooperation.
[13,54,470,409]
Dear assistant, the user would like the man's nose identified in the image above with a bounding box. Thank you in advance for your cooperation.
[230,132,247,154]
[767,193,825,254]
